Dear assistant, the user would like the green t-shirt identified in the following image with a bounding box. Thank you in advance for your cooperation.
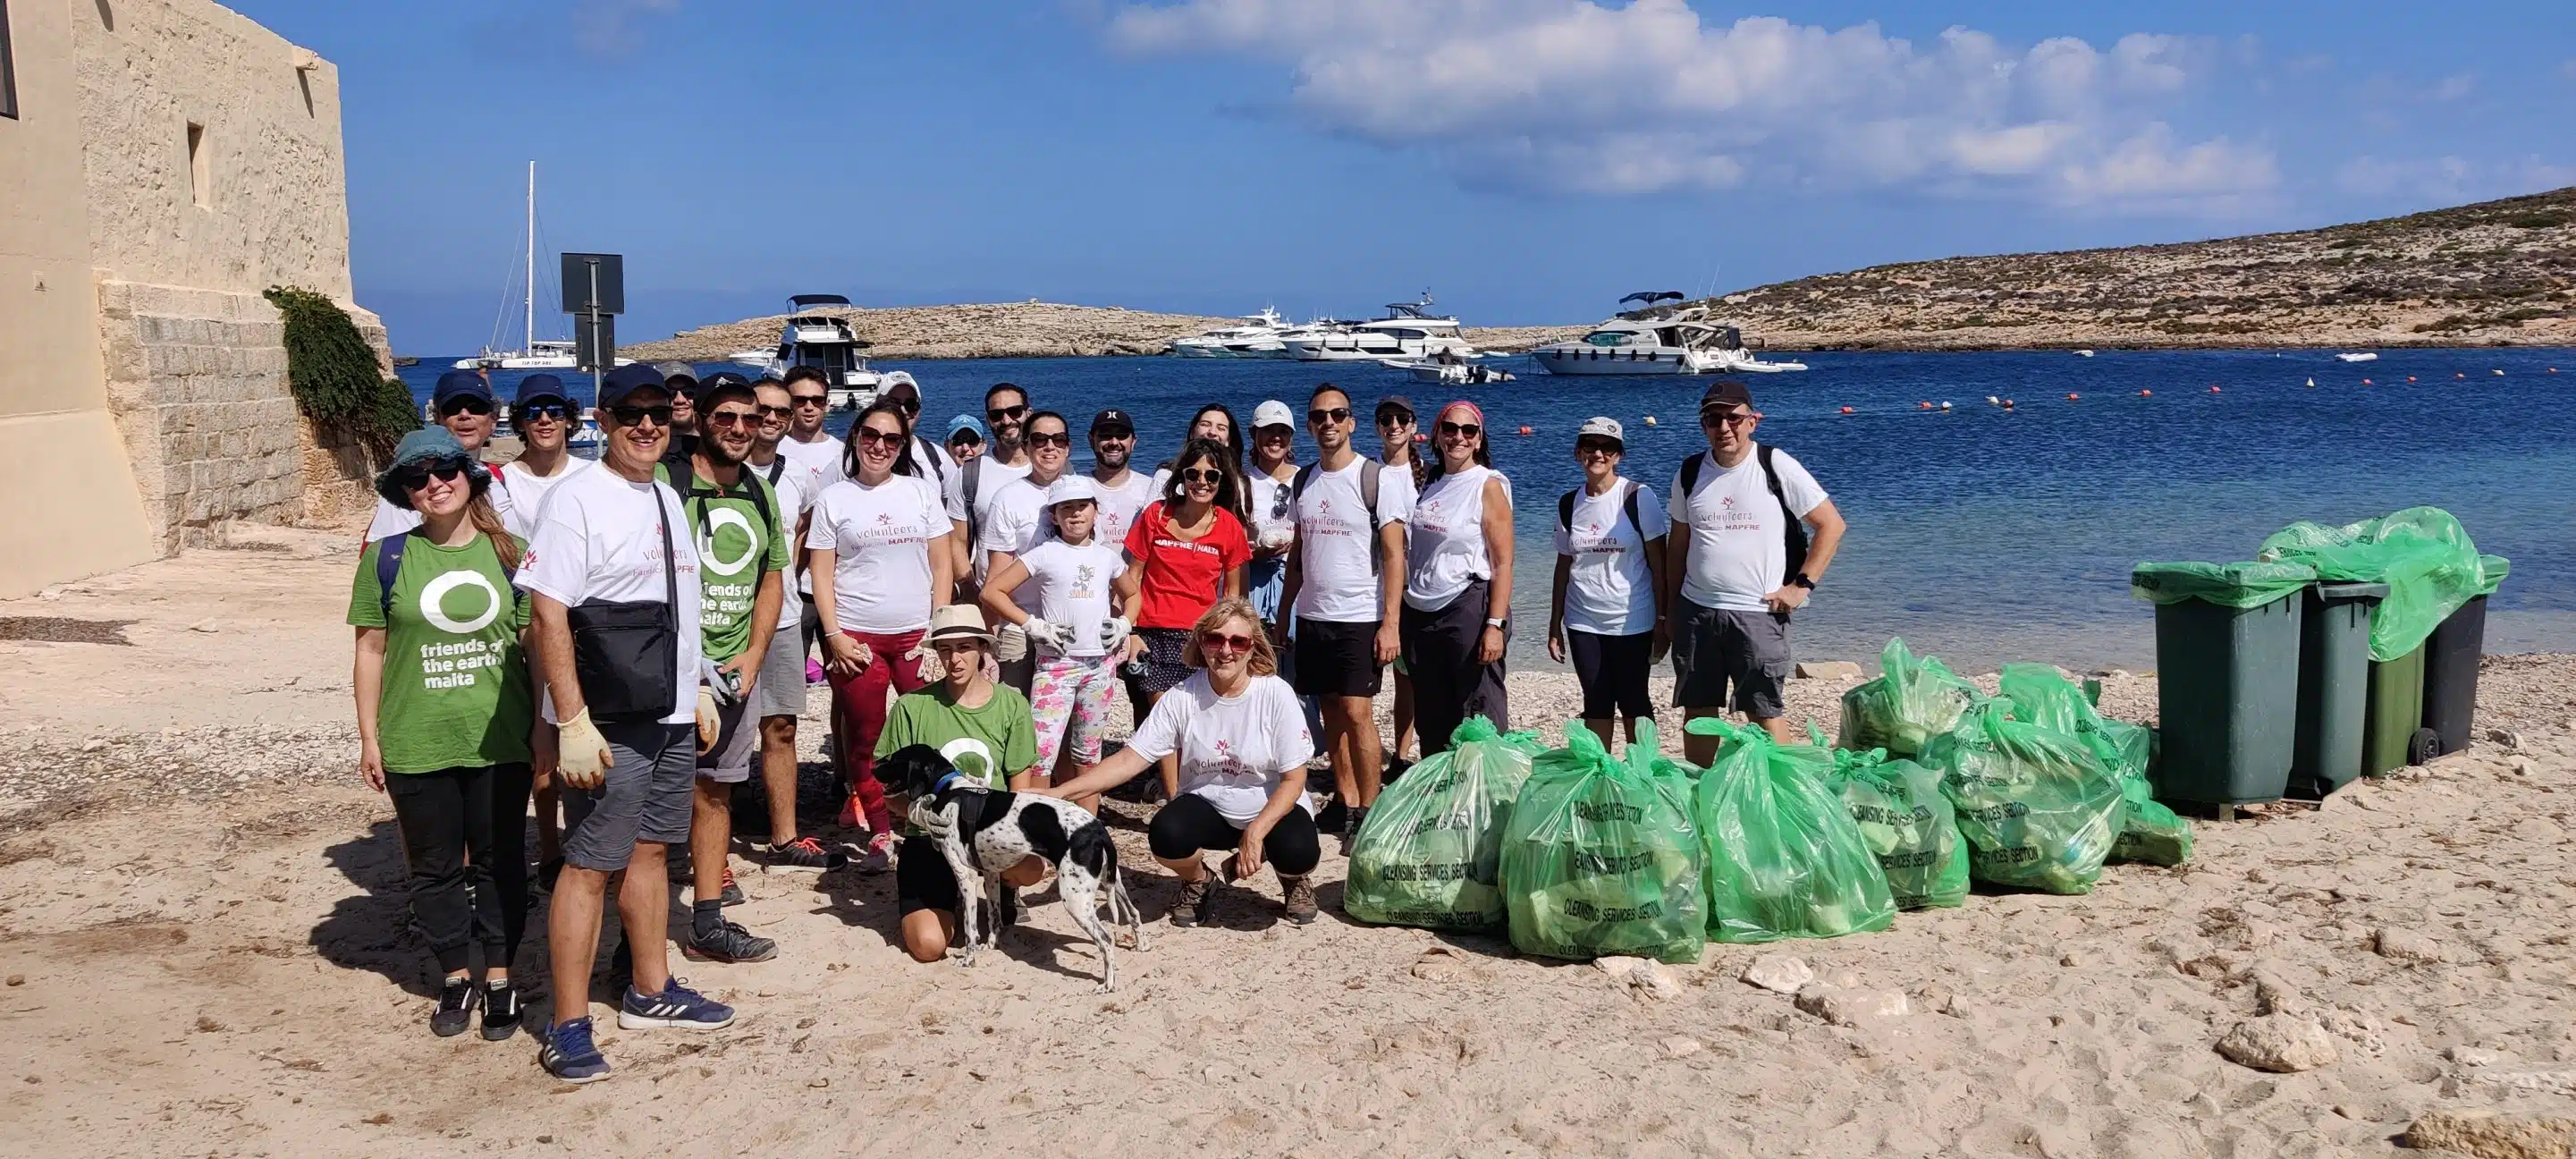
[348,533,536,774]
[658,462,790,663]
[874,683,1040,835]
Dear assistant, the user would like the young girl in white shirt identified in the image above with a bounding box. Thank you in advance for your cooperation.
[980,476,1129,809]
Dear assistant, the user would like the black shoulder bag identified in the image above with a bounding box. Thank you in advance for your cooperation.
[565,488,680,722]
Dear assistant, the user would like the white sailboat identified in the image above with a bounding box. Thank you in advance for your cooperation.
[454,163,628,371]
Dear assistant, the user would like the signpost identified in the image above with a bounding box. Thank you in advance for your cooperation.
[561,252,624,405]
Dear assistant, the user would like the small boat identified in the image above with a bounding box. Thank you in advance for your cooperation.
[2074,349,2095,357]
[1389,358,1516,385]
[2335,351,2379,363]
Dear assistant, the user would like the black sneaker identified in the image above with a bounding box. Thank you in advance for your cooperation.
[682,920,779,964]
[1344,805,1370,844]
[758,835,849,872]
[431,977,478,1037]
[482,981,524,1042]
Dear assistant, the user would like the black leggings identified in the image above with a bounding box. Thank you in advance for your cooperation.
[384,762,534,975]
[1400,578,1510,754]
[1567,630,1655,721]
[1147,792,1321,876]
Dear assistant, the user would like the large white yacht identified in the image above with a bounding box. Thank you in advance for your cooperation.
[1280,293,1477,362]
[727,294,919,408]
[1530,292,1806,376]
[1167,308,1292,359]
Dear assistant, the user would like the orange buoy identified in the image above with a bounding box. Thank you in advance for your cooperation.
[2209,385,2222,393]
[2066,393,2080,401]
[1839,406,1854,415]
[1918,402,1932,410]
[2406,376,2417,382]
[1516,426,1532,436]
[2362,378,2372,385]
[2140,389,2152,397]
[1413,432,1428,443]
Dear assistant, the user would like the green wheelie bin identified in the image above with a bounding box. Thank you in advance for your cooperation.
[2289,581,2386,799]
[2130,562,2314,808]
[2361,645,2435,776]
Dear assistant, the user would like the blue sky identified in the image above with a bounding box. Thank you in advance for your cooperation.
[228,0,2576,353]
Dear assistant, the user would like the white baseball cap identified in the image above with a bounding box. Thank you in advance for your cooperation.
[1577,416,1626,443]
[1043,475,1102,507]
[1252,400,1295,430]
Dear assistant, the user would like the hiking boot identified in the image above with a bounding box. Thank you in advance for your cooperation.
[538,1017,611,1084]
[431,977,478,1037]
[856,833,895,875]
[1280,876,1319,926]
[683,920,779,964]
[1170,874,1215,927]
[760,835,849,873]
[481,981,524,1042]
[619,978,736,1030]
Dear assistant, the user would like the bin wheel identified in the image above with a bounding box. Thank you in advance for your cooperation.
[2407,727,2440,767]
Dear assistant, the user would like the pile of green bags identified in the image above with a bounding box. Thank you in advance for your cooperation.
[1825,739,1969,910]
[1838,638,1981,756]
[2257,506,2488,662]
[1928,702,2127,895]
[1690,720,1896,943]
[1501,723,1705,964]
[1997,664,2193,867]
[1345,717,1543,933]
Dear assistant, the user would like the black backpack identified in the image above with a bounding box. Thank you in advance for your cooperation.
[1557,480,1647,541]
[1291,457,1388,571]
[1677,444,1809,582]
[660,456,776,546]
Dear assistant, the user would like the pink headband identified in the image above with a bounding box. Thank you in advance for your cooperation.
[1440,401,1483,428]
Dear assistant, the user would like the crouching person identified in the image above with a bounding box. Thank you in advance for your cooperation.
[878,605,1045,962]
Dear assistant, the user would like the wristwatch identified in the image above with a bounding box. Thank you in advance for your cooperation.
[1790,573,1817,590]
[1484,616,1508,630]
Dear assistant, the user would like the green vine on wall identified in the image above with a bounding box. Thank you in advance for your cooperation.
[263,285,418,458]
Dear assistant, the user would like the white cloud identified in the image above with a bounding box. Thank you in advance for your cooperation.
[2431,72,2477,102]
[1108,0,2276,212]
[573,0,680,57]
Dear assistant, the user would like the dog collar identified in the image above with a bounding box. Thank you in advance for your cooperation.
[931,770,970,795]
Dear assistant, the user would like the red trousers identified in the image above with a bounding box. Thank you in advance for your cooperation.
[824,628,931,835]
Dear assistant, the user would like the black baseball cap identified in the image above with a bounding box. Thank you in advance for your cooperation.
[1375,394,1415,421]
[1698,379,1755,417]
[433,368,494,407]
[694,370,756,407]
[1090,408,1135,436]
[515,373,570,408]
[599,362,671,409]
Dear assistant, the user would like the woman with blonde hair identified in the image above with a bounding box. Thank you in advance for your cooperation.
[1044,597,1319,927]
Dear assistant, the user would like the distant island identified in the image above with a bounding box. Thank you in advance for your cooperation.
[621,187,2575,360]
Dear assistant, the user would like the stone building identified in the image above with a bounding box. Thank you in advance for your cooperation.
[0,0,383,597]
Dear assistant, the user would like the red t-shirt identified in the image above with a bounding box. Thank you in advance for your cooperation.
[1124,502,1251,629]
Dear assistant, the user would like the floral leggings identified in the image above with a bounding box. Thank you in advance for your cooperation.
[1030,653,1119,775]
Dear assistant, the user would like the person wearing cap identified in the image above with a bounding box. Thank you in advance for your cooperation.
[1085,408,1157,552]
[875,377,956,486]
[776,367,847,487]
[981,474,1129,808]
[876,605,1043,964]
[1243,400,1302,625]
[1663,379,1846,761]
[1547,418,1670,746]
[947,383,1037,605]
[516,362,735,1084]
[946,414,988,465]
[1281,383,1414,843]
[1373,393,1428,767]
[655,372,790,965]
[350,427,538,1041]
[654,362,701,461]
[366,369,514,543]
[499,374,594,543]
[1401,402,1516,751]
[739,376,845,873]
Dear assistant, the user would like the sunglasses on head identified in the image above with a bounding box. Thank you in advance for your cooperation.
[440,397,494,418]
[755,403,792,419]
[1180,467,1223,485]
[394,461,470,492]
[1308,407,1352,425]
[857,427,905,446]
[519,402,570,421]
[1026,431,1071,448]
[790,393,829,408]
[1198,630,1258,655]
[986,404,1027,422]
[609,404,674,427]
[1438,420,1481,438]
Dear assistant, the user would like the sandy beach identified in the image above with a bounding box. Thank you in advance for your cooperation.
[5,528,2575,1157]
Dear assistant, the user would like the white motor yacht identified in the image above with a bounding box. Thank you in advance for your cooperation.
[1389,357,1516,386]
[1281,293,1478,362]
[2335,351,2379,363]
[1168,308,1292,359]
[729,294,918,409]
[1531,292,1806,376]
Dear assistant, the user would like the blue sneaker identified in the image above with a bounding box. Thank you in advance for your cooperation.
[537,1018,611,1084]
[619,978,735,1030]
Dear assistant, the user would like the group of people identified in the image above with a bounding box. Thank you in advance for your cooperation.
[348,360,1844,1084]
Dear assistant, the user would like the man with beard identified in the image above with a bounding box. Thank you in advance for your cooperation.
[1086,408,1156,550]
[774,366,845,488]
[945,382,1034,604]
[738,376,846,871]
[657,376,790,963]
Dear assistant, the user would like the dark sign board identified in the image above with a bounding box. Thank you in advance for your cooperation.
[560,253,624,315]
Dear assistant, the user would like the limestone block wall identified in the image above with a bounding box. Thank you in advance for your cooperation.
[98,281,304,550]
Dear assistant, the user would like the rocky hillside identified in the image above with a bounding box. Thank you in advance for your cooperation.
[622,300,1237,360]
[1701,186,2576,350]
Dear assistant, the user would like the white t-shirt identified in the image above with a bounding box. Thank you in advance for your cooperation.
[977,471,1071,608]
[1554,480,1670,637]
[1013,538,1123,656]
[1090,469,1160,554]
[804,473,949,634]
[944,455,1034,579]
[1405,466,1508,611]
[1290,457,1415,624]
[514,465,704,726]
[363,462,516,544]
[1127,673,1317,825]
[777,432,847,491]
[498,457,593,542]
[754,453,827,629]
[1668,445,1828,613]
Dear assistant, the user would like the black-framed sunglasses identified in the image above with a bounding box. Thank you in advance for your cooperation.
[856,427,905,447]
[609,404,674,427]
[1026,431,1072,448]
[949,431,984,447]
[1702,410,1758,428]
[1437,421,1481,438]
[890,395,922,414]
[1575,436,1623,455]
[755,403,792,419]
[789,393,829,408]
[439,397,494,418]
[1376,411,1413,428]
[393,461,471,492]
[1308,407,1352,425]
[518,403,570,421]
[986,404,1028,423]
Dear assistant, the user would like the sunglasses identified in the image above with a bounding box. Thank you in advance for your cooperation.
[706,410,760,429]
[790,393,829,408]
[1181,467,1223,485]
[1576,437,1623,455]
[986,404,1028,422]
[439,397,494,418]
[609,404,674,427]
[1198,630,1258,655]
[1026,431,1072,448]
[950,432,984,447]
[1437,421,1481,438]
[1702,410,1758,428]
[519,403,570,421]
[755,403,792,419]
[890,396,921,414]
[1308,407,1353,425]
[857,427,905,446]
[1375,412,1413,427]
[1094,428,1134,441]
[394,461,470,491]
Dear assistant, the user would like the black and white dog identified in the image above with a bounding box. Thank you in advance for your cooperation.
[882,744,1148,992]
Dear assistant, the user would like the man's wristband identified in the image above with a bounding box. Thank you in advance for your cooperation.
[1790,573,1817,590]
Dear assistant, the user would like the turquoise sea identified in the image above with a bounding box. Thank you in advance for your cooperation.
[404,347,2576,672]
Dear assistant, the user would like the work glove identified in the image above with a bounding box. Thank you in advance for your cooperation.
[994,622,1030,663]
[556,708,613,791]
[697,685,722,752]
[1100,615,1134,659]
[1024,618,1072,655]
[1257,525,1295,553]
[904,640,943,684]
[699,657,741,706]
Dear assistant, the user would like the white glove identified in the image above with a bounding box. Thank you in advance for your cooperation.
[556,708,613,791]
[1258,525,1294,553]
[994,622,1030,663]
[696,685,722,752]
[699,657,741,706]
[905,641,943,684]
[1024,618,1072,654]
[1100,616,1134,658]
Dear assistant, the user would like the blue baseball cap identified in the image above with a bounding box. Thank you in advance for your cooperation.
[947,414,988,442]
[515,373,570,408]
[433,369,495,407]
[599,362,672,409]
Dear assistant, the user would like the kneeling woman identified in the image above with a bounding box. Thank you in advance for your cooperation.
[876,605,1045,962]
[1046,598,1319,927]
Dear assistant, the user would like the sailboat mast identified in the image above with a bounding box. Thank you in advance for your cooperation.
[524,161,536,355]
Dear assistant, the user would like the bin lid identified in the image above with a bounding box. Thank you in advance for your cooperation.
[2131,561,2317,608]
[2313,581,2390,601]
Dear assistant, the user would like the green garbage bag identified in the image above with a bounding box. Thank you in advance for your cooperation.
[1927,703,2125,895]
[1501,722,1705,964]
[1837,638,1982,757]
[1346,717,1544,932]
[1826,740,1969,910]
[2129,561,2317,609]
[2257,506,2484,661]
[2478,554,2510,597]
[1689,720,1896,943]
[1997,664,2191,867]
